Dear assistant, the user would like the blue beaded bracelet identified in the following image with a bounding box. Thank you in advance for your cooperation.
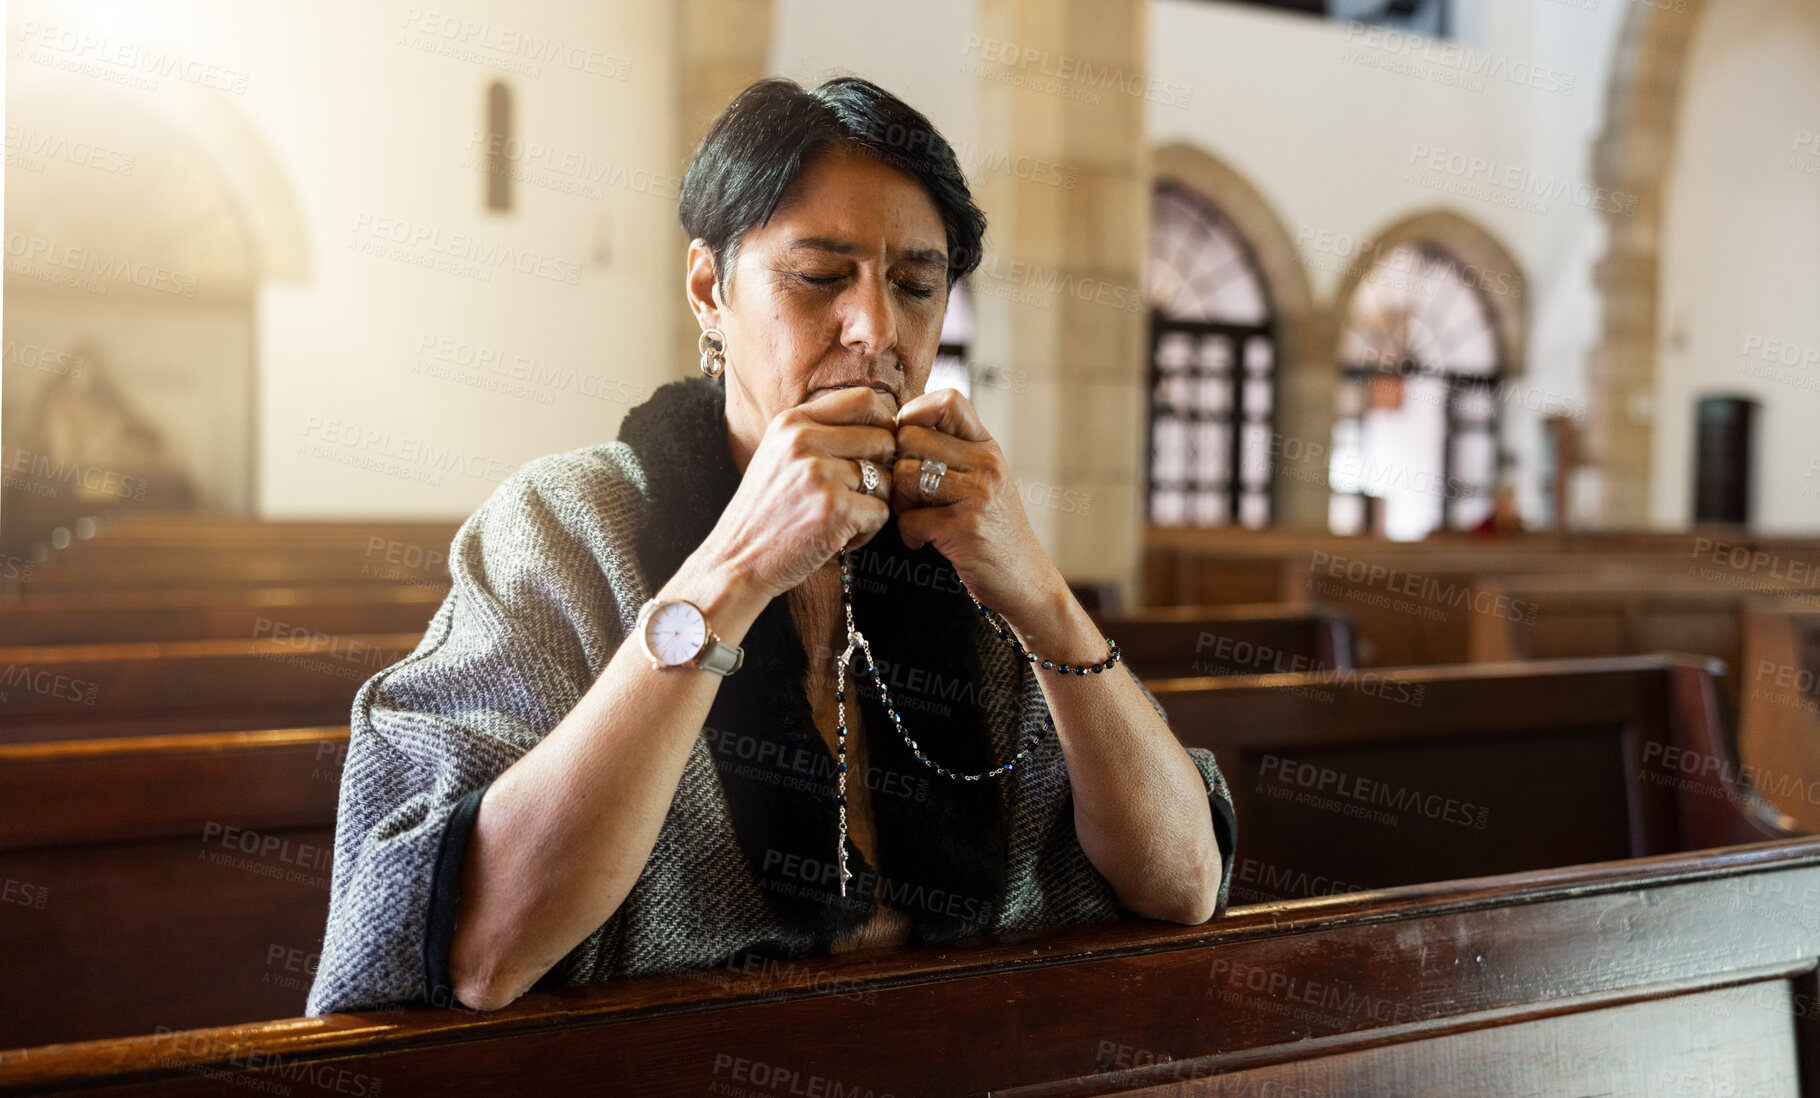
[970,601,1121,676]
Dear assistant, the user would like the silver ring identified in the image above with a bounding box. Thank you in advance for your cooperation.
[859,460,880,495]
[918,459,948,501]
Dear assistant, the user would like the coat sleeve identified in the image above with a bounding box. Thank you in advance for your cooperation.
[305,448,649,1015]
[1002,661,1238,932]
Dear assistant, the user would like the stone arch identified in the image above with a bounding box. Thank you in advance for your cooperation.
[1324,210,1529,537]
[1329,209,1528,375]
[2,72,311,534]
[1152,143,1327,524]
[1585,0,1710,527]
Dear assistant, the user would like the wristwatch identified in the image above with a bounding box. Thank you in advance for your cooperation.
[636,598,744,676]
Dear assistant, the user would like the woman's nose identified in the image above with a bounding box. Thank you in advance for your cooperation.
[840,275,899,360]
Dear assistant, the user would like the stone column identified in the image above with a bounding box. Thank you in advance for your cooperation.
[967,0,1152,605]
[1585,1,1706,528]
[671,0,774,378]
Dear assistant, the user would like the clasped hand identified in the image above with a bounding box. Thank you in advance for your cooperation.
[703,386,1067,626]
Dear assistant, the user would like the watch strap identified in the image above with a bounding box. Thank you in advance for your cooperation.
[696,636,744,676]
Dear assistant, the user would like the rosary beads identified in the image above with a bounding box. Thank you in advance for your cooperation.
[830,549,1121,896]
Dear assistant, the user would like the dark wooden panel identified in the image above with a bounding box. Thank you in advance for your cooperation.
[1153,656,1794,901]
[0,730,346,1048]
[1741,600,1820,834]
[0,586,444,646]
[20,548,448,592]
[0,830,334,1049]
[4,841,1819,1095]
[0,729,347,849]
[1099,604,1353,680]
[0,636,415,742]
[62,518,460,549]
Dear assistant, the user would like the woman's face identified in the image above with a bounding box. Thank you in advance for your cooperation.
[687,151,951,464]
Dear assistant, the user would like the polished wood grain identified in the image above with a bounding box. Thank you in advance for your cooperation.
[1740,597,1820,833]
[15,547,449,592]
[0,658,1796,1061]
[56,517,460,549]
[3,839,1817,1095]
[0,586,445,646]
[1098,603,1353,680]
[0,729,348,1048]
[0,635,415,742]
[0,728,347,849]
[1152,655,1796,901]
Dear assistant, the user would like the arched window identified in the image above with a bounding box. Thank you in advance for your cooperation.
[1329,243,1505,540]
[1146,183,1277,527]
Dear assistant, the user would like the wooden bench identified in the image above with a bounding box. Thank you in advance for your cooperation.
[1,656,1792,1052]
[5,837,1818,1094]
[1152,654,1795,901]
[1465,573,1769,700]
[1099,603,1353,680]
[14,546,450,593]
[0,634,417,742]
[1740,597,1820,833]
[63,517,461,547]
[1143,532,1820,627]
[0,729,345,1049]
[0,586,445,647]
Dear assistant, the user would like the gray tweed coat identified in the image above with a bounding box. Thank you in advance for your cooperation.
[305,383,1235,1016]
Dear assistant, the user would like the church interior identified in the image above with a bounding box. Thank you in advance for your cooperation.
[5,0,1820,1093]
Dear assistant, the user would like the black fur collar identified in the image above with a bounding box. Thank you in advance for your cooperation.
[617,376,1012,952]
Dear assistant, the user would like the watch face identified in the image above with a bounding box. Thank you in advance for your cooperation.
[647,601,707,665]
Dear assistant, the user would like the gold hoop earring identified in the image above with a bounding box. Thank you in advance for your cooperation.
[698,328,727,379]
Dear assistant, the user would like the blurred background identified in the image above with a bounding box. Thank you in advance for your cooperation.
[6,0,1815,586]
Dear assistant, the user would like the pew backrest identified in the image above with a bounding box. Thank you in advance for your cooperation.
[0,729,347,1048]
[1740,598,1820,833]
[0,586,446,646]
[6,838,1819,1096]
[1099,603,1354,680]
[0,634,417,742]
[1150,655,1796,902]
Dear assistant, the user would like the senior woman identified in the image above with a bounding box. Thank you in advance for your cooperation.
[307,76,1235,1017]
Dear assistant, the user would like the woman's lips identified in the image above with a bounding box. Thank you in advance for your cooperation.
[812,383,898,405]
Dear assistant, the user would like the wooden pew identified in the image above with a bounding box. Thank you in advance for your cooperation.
[0,729,344,1049]
[62,516,460,550]
[1466,573,1760,698]
[0,634,417,742]
[1,656,1790,1054]
[14,546,450,593]
[1099,603,1353,680]
[1143,530,1820,630]
[5,837,1818,1095]
[0,586,445,646]
[1739,596,1820,833]
[1152,654,1794,901]
[1294,554,1808,668]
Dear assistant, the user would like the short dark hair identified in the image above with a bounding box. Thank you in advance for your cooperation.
[679,76,986,293]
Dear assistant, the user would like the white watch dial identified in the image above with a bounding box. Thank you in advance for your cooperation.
[648,601,708,666]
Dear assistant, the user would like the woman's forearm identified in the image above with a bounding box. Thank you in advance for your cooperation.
[448,555,768,1011]
[1004,587,1222,925]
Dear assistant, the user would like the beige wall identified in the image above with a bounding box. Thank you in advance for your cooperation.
[6,0,683,522]
[254,1,681,518]
[1653,0,1820,530]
